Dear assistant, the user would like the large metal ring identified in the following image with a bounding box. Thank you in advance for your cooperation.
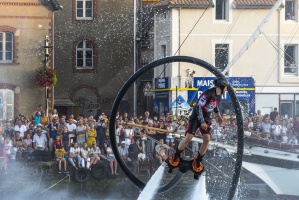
[109,56,244,199]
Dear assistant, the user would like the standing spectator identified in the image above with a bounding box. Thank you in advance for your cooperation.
[271,119,282,140]
[50,108,59,121]
[123,123,134,149]
[115,119,123,146]
[32,106,42,125]
[47,117,59,158]
[4,123,14,139]
[55,146,68,174]
[129,139,143,162]
[118,141,130,161]
[66,117,77,145]
[260,116,271,138]
[58,116,67,133]
[144,111,152,123]
[61,126,70,150]
[156,120,167,144]
[14,120,27,139]
[95,116,106,149]
[87,122,97,148]
[76,119,87,148]
[68,142,82,170]
[40,111,49,126]
[80,142,90,169]
[145,121,156,158]
[33,129,48,151]
[89,142,101,170]
[155,139,167,164]
[165,120,174,156]
[270,107,279,123]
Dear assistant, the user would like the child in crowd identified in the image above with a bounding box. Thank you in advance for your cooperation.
[289,135,298,145]
[55,145,68,174]
[61,126,70,150]
[54,135,62,150]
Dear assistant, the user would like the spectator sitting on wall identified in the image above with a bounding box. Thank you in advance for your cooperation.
[289,135,298,145]
[55,145,68,174]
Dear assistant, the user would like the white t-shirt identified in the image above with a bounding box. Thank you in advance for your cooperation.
[107,147,114,157]
[81,147,90,159]
[33,133,48,150]
[90,147,101,157]
[271,124,282,136]
[14,125,27,138]
[155,145,165,156]
[70,147,80,155]
[67,123,77,138]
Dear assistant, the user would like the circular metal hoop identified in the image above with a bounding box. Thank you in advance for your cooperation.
[109,56,244,199]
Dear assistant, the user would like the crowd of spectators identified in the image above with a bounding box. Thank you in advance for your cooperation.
[1,106,298,176]
[210,107,299,146]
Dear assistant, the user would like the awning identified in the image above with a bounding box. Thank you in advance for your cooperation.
[54,99,74,106]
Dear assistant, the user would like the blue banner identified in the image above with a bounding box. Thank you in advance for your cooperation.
[188,77,255,113]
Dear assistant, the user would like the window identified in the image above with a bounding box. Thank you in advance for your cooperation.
[284,45,298,74]
[161,45,166,77]
[215,0,228,20]
[0,32,13,63]
[76,0,93,20]
[0,89,14,120]
[215,44,229,71]
[285,0,296,20]
[76,40,93,69]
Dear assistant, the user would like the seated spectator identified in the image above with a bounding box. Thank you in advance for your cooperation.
[80,142,90,169]
[281,132,288,143]
[68,142,82,170]
[89,141,101,170]
[3,137,12,173]
[103,142,118,175]
[23,133,33,161]
[13,131,24,160]
[155,139,166,164]
[33,129,48,151]
[289,135,298,145]
[55,145,68,174]
[87,122,97,148]
[4,123,14,139]
[14,120,27,139]
[118,141,131,162]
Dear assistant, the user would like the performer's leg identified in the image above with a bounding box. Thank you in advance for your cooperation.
[178,133,194,151]
[199,133,210,156]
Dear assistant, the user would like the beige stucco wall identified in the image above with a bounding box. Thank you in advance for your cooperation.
[0,0,52,119]
[154,4,299,87]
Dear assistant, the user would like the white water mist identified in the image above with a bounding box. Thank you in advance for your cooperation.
[191,175,209,200]
[137,165,165,200]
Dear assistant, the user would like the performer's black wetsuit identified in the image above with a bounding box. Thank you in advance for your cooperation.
[186,87,222,135]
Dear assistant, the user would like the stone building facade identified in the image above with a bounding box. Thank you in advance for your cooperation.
[0,0,61,120]
[53,0,134,118]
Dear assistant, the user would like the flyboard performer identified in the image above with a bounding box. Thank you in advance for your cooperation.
[167,77,229,175]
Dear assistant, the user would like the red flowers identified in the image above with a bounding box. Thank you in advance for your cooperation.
[35,67,58,87]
